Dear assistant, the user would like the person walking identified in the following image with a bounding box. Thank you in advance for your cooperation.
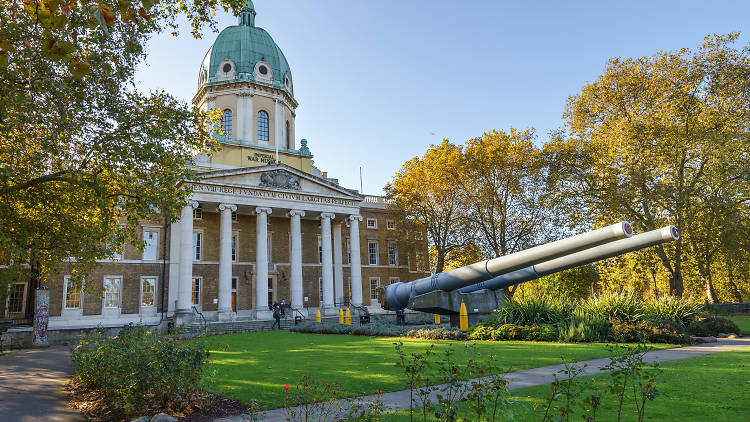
[271,302,282,330]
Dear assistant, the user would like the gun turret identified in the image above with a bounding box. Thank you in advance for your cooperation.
[378,223,679,326]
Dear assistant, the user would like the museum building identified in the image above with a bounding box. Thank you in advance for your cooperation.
[4,1,429,329]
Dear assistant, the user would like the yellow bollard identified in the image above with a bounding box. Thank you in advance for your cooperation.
[434,314,441,325]
[459,302,468,331]
[345,307,352,325]
[338,307,344,324]
[316,309,322,323]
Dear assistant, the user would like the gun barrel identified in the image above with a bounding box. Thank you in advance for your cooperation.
[382,221,634,310]
[460,225,679,293]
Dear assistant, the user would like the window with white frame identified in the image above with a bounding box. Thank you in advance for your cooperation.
[222,109,233,139]
[103,276,121,309]
[110,244,122,260]
[193,205,203,220]
[318,278,324,305]
[416,252,424,272]
[193,232,202,261]
[192,277,201,306]
[369,277,380,302]
[63,276,83,309]
[141,277,156,307]
[6,283,27,314]
[368,241,378,265]
[347,278,352,300]
[389,277,400,285]
[232,235,238,262]
[318,236,323,263]
[366,218,377,229]
[232,211,238,221]
[257,110,269,142]
[386,220,396,230]
[142,230,158,260]
[388,242,398,266]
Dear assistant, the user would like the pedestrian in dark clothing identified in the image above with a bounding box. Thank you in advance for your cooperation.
[271,302,282,330]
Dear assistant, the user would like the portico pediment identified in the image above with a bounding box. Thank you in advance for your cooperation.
[186,164,364,213]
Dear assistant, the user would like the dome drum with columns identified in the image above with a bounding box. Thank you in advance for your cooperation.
[20,2,429,333]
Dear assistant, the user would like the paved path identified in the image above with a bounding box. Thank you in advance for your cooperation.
[218,338,750,422]
[0,345,85,422]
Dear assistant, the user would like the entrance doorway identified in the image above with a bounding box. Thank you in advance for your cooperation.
[231,277,238,312]
[267,276,274,309]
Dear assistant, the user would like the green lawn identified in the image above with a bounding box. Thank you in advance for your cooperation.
[202,331,671,408]
[382,348,750,421]
[728,316,750,334]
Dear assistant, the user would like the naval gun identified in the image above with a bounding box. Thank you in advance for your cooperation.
[378,222,680,326]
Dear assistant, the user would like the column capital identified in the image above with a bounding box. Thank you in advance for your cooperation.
[348,215,363,222]
[320,212,336,220]
[186,200,199,209]
[288,210,306,217]
[218,203,237,212]
[255,207,272,215]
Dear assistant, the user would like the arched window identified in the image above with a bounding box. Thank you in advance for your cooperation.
[257,110,269,142]
[222,109,232,139]
[285,120,290,148]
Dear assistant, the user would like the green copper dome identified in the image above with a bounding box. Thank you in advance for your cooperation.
[199,1,294,97]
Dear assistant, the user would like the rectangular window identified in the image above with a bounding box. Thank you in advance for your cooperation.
[346,238,351,264]
[6,283,26,314]
[347,278,352,300]
[193,206,203,220]
[193,232,202,261]
[318,278,324,305]
[369,278,380,302]
[143,230,158,260]
[192,277,201,306]
[111,244,122,261]
[366,218,378,229]
[231,277,238,291]
[388,242,398,266]
[368,241,379,265]
[64,276,83,309]
[103,276,121,309]
[231,211,238,221]
[386,220,396,230]
[416,252,424,272]
[141,277,156,307]
[232,235,238,262]
[389,277,400,286]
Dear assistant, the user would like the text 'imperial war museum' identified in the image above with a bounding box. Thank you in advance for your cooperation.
[4,1,429,331]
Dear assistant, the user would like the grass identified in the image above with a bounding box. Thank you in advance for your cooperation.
[382,347,750,421]
[201,331,672,408]
[728,316,750,334]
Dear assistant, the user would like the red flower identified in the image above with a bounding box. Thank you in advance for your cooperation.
[283,384,290,390]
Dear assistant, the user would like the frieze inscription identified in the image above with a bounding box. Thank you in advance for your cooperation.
[189,183,359,207]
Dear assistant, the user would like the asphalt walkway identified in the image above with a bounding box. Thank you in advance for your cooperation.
[221,338,750,422]
[0,345,84,422]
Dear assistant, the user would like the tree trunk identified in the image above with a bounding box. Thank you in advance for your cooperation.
[666,265,684,297]
[703,275,719,304]
[435,252,445,274]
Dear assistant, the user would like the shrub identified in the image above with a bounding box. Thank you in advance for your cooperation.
[492,295,573,326]
[351,322,407,337]
[580,292,644,323]
[643,295,704,326]
[71,325,210,418]
[529,323,559,341]
[404,326,466,340]
[467,323,558,342]
[291,321,354,335]
[558,315,611,343]
[610,320,690,344]
[687,316,741,337]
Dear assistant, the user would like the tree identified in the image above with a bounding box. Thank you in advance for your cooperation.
[386,140,470,273]
[460,129,551,297]
[0,1,242,303]
[546,33,750,299]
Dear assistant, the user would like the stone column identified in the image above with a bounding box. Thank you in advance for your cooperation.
[333,222,344,306]
[348,215,363,306]
[176,200,199,322]
[288,210,305,310]
[319,213,335,311]
[236,94,245,143]
[167,218,181,313]
[255,207,272,317]
[274,99,284,149]
[217,203,237,321]
[241,93,254,142]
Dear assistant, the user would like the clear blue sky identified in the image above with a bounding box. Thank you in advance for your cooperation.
[136,0,749,195]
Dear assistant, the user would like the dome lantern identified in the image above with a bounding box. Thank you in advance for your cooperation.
[239,0,256,27]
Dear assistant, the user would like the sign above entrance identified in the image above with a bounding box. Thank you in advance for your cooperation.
[188,182,361,207]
